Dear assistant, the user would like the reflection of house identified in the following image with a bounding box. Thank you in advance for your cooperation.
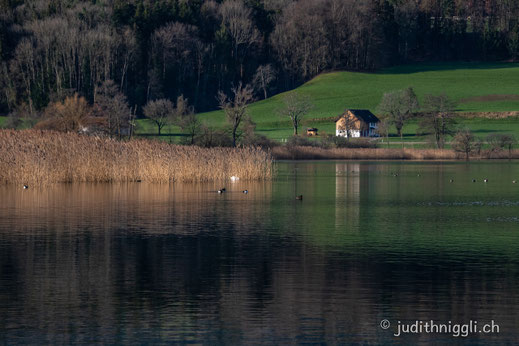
[336,109,379,138]
[307,128,319,136]
[335,163,360,230]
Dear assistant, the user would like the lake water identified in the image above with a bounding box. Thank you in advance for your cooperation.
[1,161,519,344]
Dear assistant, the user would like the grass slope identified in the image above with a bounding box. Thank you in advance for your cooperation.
[2,62,519,143]
[199,62,519,141]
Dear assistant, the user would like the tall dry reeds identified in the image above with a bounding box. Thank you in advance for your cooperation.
[272,145,519,160]
[0,130,272,184]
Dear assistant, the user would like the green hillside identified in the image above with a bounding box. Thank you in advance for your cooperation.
[3,62,519,143]
[199,62,519,141]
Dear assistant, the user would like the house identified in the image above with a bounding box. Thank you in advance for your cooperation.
[335,109,380,138]
[307,127,319,136]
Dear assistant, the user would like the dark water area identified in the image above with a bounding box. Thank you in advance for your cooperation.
[2,161,519,344]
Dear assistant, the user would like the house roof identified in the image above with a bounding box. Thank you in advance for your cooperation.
[336,109,380,123]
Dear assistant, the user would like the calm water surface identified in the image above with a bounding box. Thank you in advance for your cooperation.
[1,161,519,344]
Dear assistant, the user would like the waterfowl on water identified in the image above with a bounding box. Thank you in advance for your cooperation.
[472,179,476,182]
[218,188,226,193]
[23,185,28,189]
[513,180,517,184]
[484,179,488,183]
[449,179,454,183]
[296,195,303,200]
[242,190,248,194]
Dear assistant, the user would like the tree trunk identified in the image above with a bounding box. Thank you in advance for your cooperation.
[396,124,401,136]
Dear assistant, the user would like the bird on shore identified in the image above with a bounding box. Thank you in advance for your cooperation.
[23,185,28,189]
[218,188,226,193]
[242,190,248,194]
[296,195,303,200]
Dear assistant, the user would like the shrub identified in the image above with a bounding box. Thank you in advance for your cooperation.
[240,133,277,148]
[486,134,517,158]
[320,134,377,149]
[35,94,99,133]
[194,126,233,148]
[286,135,319,147]
[2,113,23,129]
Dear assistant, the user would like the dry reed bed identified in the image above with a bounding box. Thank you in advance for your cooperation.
[0,130,272,184]
[272,146,519,160]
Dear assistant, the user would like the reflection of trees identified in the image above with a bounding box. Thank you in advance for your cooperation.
[1,164,519,343]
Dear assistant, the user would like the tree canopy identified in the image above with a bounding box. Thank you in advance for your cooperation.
[2,0,519,118]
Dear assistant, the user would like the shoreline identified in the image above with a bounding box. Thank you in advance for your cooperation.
[271,146,519,161]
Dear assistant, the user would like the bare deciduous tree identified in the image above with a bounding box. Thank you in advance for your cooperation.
[377,87,418,142]
[179,113,201,145]
[152,22,198,80]
[175,94,192,118]
[279,92,313,136]
[270,0,329,79]
[218,83,254,147]
[174,94,199,145]
[486,133,517,159]
[375,116,391,147]
[452,129,476,160]
[94,80,131,139]
[143,99,175,135]
[253,64,276,99]
[219,0,260,79]
[418,93,457,149]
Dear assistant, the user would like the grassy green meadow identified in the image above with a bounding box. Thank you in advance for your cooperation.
[198,62,519,142]
[2,62,519,144]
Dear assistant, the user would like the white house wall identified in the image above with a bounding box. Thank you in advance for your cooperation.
[336,130,361,138]
[336,122,378,138]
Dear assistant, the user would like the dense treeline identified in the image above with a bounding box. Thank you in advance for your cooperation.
[1,0,519,117]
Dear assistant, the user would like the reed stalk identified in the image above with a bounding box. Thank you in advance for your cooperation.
[0,130,272,184]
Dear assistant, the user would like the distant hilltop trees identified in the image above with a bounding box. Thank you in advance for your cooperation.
[1,0,519,118]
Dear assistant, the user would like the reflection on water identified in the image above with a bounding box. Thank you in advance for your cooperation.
[335,163,360,231]
[1,161,519,344]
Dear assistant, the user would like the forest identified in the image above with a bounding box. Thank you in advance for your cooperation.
[1,0,519,118]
